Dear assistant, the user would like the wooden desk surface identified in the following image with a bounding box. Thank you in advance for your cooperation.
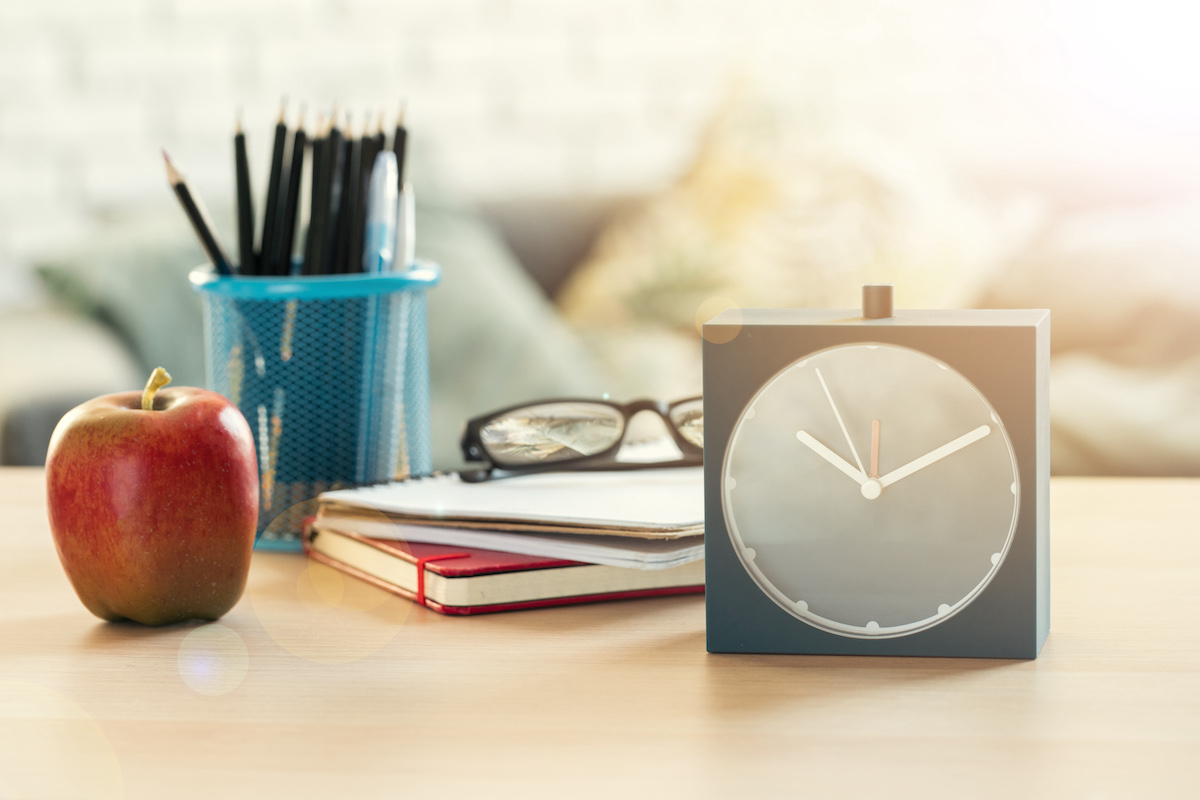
[1,468,1198,799]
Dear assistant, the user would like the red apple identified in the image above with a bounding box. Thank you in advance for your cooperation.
[45,368,258,626]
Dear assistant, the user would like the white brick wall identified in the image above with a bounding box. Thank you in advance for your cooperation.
[2,0,1199,305]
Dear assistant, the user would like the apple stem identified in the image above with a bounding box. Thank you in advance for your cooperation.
[142,367,173,411]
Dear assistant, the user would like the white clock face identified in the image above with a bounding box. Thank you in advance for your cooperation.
[721,343,1019,638]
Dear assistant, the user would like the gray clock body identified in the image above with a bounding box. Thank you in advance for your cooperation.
[703,306,1050,659]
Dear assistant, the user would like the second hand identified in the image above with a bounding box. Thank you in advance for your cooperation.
[816,367,866,476]
[870,419,881,479]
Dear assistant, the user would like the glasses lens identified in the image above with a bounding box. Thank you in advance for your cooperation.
[479,402,625,466]
[669,399,704,448]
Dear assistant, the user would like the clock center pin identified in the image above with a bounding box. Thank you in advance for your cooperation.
[861,479,882,500]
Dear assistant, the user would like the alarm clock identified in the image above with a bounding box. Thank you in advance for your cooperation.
[703,285,1049,658]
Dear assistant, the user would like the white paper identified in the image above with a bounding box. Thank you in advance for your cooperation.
[319,467,705,533]
[313,517,704,570]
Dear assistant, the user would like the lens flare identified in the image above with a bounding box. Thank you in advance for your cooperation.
[177,624,250,696]
[696,296,742,344]
[248,502,413,664]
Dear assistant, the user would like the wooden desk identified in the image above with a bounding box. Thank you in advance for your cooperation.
[1,468,1198,798]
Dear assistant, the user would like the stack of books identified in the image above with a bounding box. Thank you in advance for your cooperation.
[307,468,705,614]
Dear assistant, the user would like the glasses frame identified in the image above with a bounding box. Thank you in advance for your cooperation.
[459,396,703,481]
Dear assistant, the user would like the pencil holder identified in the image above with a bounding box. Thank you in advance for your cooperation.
[189,262,441,551]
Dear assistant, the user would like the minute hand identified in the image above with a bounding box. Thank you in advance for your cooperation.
[878,425,991,488]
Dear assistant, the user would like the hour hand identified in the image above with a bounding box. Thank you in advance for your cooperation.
[796,430,867,485]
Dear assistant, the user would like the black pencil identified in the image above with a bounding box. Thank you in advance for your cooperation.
[277,110,307,276]
[334,115,362,273]
[163,150,235,276]
[303,114,329,275]
[392,101,408,186]
[267,118,296,277]
[349,112,381,273]
[320,111,346,274]
[370,108,385,154]
[234,111,255,274]
[260,100,289,275]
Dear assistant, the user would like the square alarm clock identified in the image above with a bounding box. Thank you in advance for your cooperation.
[703,285,1050,659]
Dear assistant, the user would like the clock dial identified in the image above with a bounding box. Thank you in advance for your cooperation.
[721,343,1019,638]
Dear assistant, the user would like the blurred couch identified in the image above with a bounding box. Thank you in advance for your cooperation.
[4,113,1200,477]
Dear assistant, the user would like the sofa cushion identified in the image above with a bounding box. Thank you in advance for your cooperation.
[974,201,1200,476]
[0,307,143,465]
[555,90,1024,400]
[36,212,211,389]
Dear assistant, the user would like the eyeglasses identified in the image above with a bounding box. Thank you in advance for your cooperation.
[459,397,703,481]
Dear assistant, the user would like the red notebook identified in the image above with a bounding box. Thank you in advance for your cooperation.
[304,522,705,615]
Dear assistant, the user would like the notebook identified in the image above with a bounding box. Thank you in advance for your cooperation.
[304,523,705,615]
[310,513,703,570]
[318,467,704,538]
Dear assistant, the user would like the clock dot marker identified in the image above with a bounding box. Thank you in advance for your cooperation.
[797,360,807,368]
[795,600,808,612]
[938,604,951,615]
[744,548,757,561]
[938,363,949,371]
[728,477,737,490]
[745,407,756,420]
[990,553,1001,566]
[866,621,880,631]
[1010,482,1016,495]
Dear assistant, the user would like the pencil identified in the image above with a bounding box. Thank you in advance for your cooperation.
[260,100,289,275]
[303,114,329,275]
[392,100,408,186]
[348,112,381,274]
[372,108,386,154]
[163,150,235,276]
[277,110,307,276]
[320,110,346,274]
[234,111,255,274]
[334,115,362,273]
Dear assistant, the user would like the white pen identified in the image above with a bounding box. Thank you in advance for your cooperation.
[395,181,415,270]
[362,151,399,273]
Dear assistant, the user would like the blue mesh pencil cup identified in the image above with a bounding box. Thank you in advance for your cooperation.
[190,262,440,551]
